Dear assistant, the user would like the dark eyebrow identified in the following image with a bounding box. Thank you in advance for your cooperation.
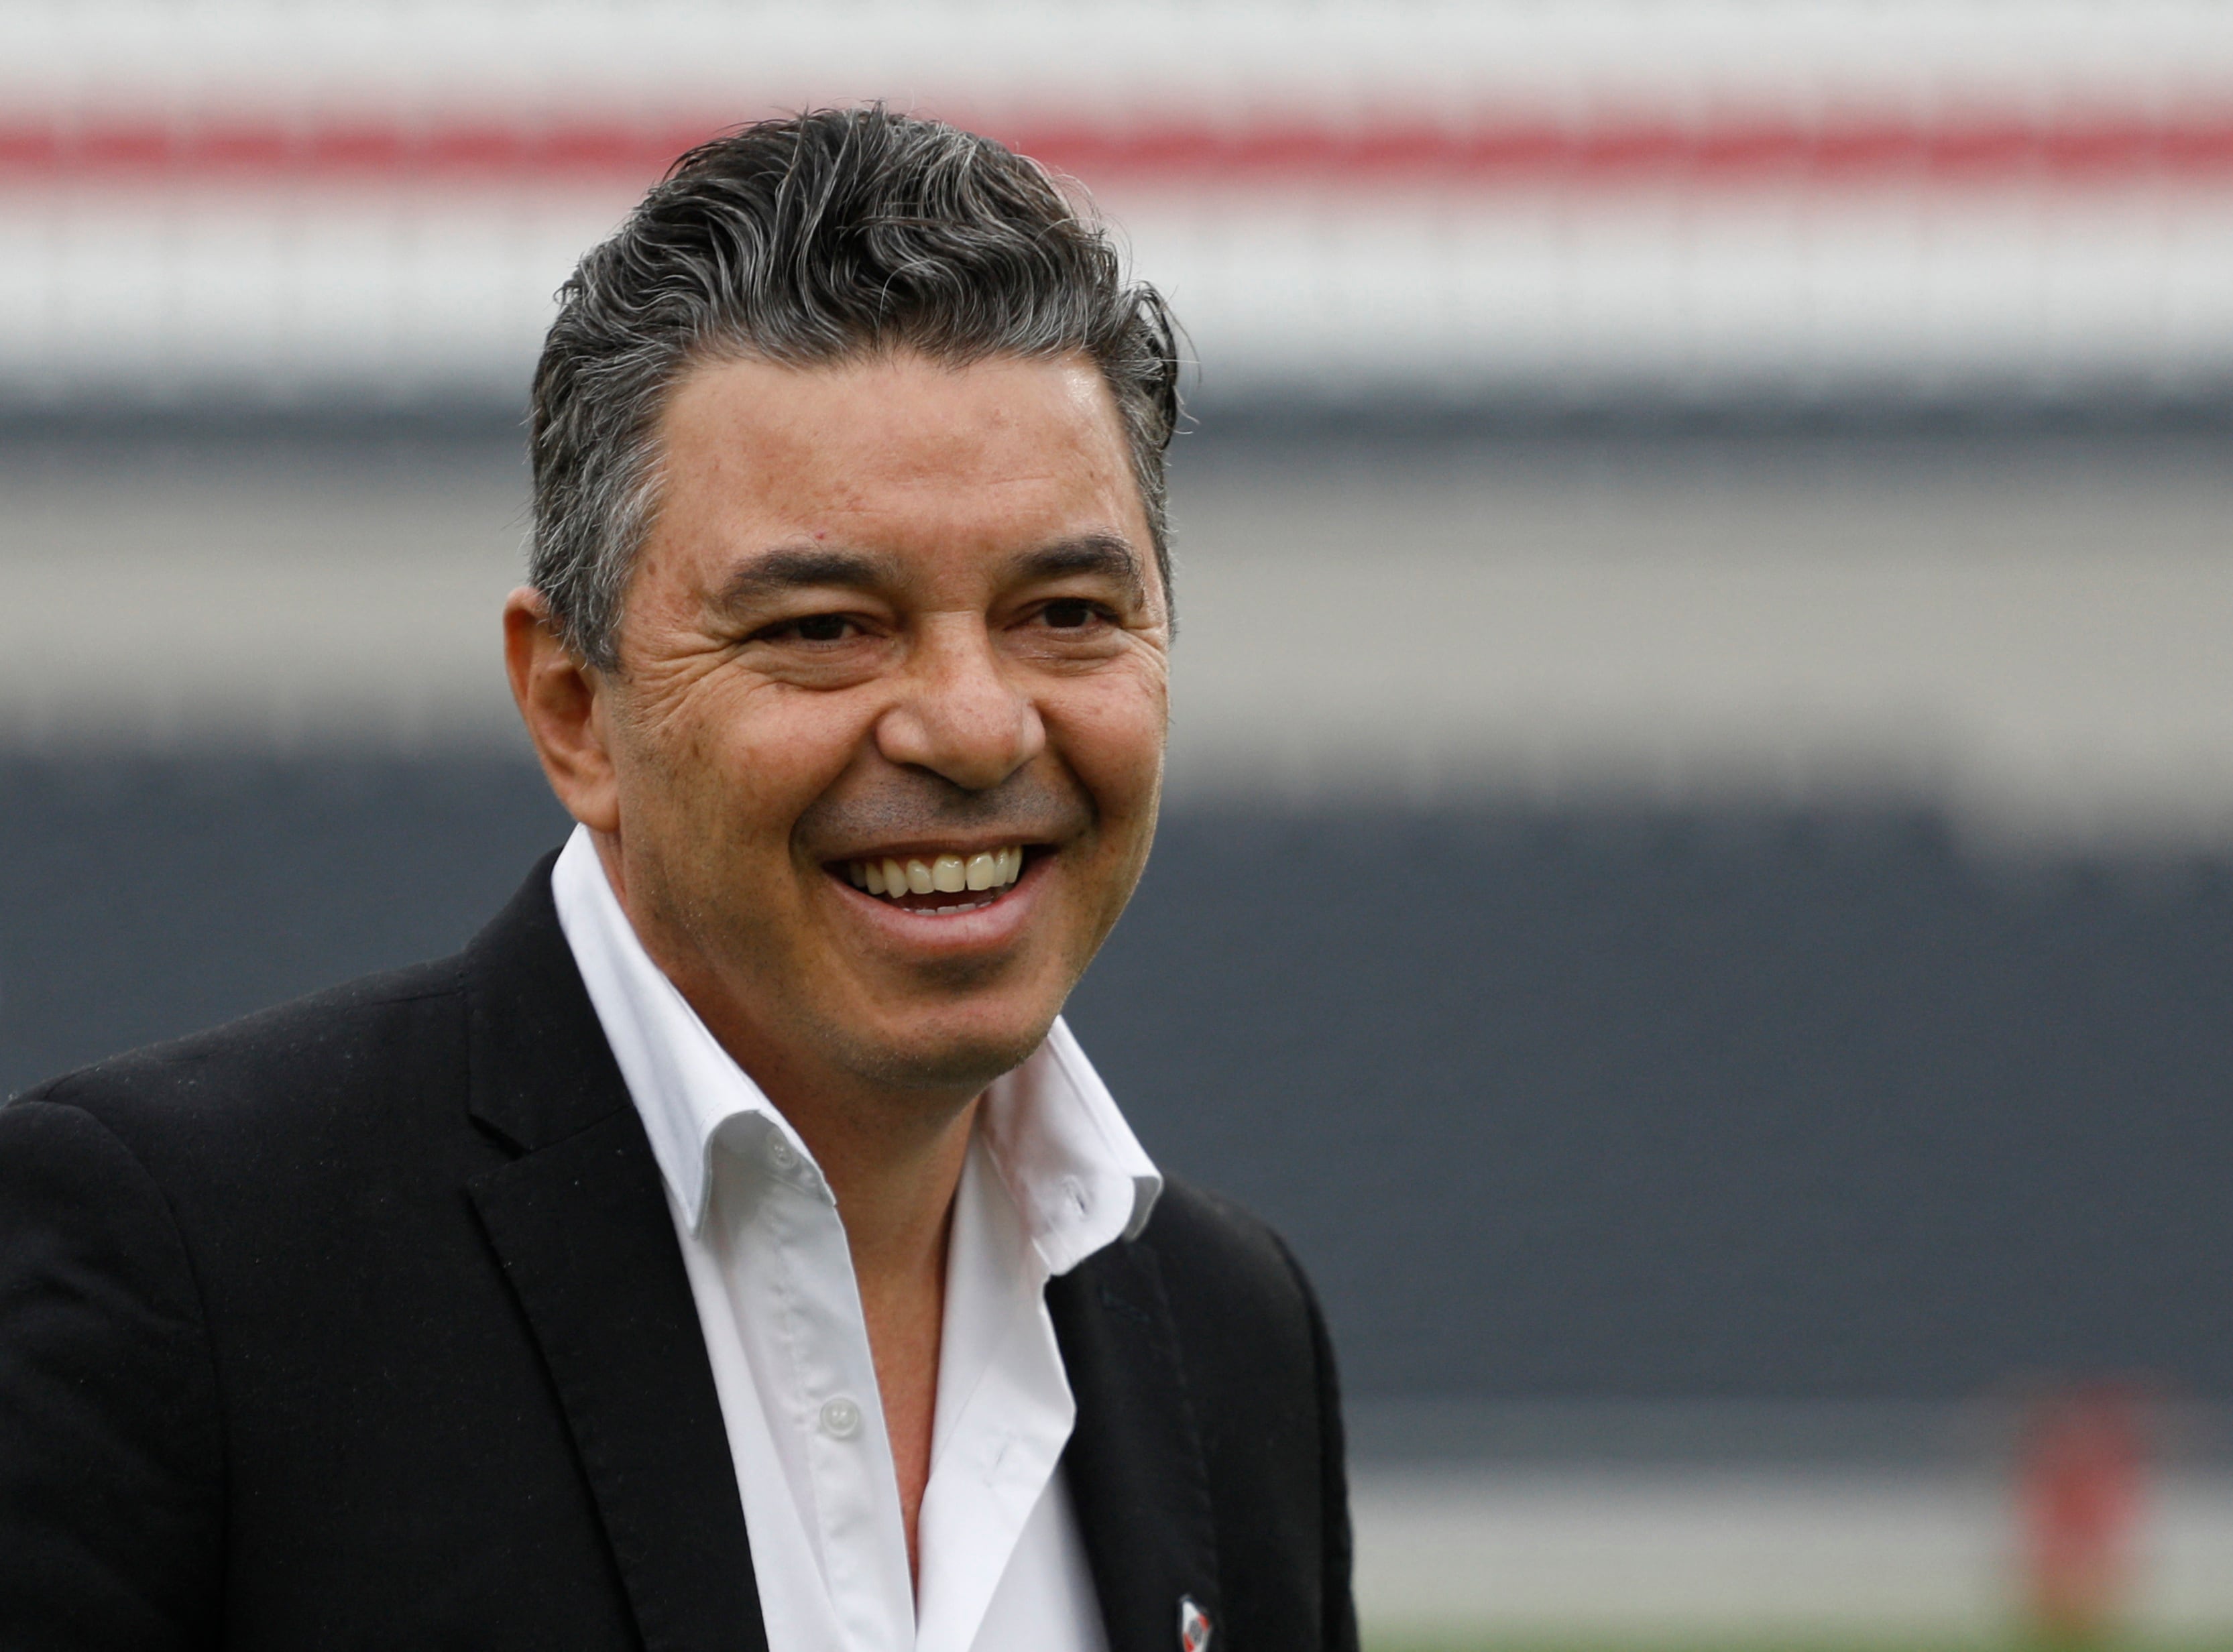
[1013,533,1147,607]
[710,532,1148,613]
[711,544,903,611]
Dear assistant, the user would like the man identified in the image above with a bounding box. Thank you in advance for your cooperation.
[0,108,1357,1651]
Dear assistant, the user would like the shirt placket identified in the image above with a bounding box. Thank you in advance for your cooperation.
[756,1134,917,1652]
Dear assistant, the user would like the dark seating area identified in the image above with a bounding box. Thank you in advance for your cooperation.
[9,752,2228,1403]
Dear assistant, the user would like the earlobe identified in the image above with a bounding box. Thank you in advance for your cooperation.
[503,587,622,833]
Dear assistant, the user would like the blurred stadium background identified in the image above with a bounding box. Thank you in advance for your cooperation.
[6,1,2233,1644]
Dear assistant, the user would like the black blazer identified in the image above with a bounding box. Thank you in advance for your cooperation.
[0,857,1357,1652]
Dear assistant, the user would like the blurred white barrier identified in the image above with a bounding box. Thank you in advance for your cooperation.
[8,178,2232,412]
[1162,434,2233,850]
[1346,1400,2233,1639]
[1351,1468,2233,1639]
[1123,182,2233,408]
[3,1,2232,412]
[10,429,2233,849]
[0,186,615,408]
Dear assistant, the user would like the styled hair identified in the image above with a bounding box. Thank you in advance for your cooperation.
[528,105,1183,668]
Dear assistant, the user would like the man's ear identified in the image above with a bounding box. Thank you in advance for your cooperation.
[504,587,621,834]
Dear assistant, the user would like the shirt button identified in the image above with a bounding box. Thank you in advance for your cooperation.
[767,1136,797,1170]
[819,1397,863,1440]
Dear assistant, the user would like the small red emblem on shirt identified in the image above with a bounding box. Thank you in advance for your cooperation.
[1178,1594,1212,1652]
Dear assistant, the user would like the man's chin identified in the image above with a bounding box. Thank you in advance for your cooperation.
[832,1018,1054,1097]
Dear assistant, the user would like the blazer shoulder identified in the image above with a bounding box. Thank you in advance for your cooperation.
[10,953,469,1155]
[1139,1176,1315,1307]
[1132,1176,1330,1391]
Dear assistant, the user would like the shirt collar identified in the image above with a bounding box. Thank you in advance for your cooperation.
[549,825,1161,1273]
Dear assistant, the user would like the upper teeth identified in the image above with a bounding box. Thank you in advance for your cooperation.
[847,846,1025,898]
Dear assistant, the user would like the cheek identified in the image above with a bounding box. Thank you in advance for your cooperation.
[1051,668,1168,826]
[725,693,883,824]
[616,678,865,854]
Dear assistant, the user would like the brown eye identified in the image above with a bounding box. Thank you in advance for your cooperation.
[1042,599,1098,630]
[756,613,856,644]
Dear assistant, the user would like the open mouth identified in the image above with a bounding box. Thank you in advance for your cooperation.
[836,846,1029,917]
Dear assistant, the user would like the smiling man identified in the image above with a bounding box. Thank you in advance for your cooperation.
[0,109,1357,1652]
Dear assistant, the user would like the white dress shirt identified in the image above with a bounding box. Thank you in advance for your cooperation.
[550,827,1161,1652]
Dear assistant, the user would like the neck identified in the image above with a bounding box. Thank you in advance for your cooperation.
[614,870,979,1585]
[674,969,983,1287]
[594,827,981,1280]
[776,1072,972,1588]
[768,1068,981,1289]
[599,827,983,1578]
[682,990,977,1591]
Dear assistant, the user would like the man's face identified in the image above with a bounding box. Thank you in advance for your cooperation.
[592,349,1169,1099]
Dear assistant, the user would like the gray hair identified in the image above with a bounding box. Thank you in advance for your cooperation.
[528,105,1183,669]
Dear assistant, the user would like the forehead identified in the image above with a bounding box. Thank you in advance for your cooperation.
[649,349,1146,576]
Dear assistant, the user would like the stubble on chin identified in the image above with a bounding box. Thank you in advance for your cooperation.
[767,961,1057,1100]
[836,1023,1052,1098]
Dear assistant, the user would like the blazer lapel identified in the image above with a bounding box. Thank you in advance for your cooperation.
[461,860,768,1652]
[1049,1236,1223,1652]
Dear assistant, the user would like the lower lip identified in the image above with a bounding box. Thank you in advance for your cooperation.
[827,856,1045,949]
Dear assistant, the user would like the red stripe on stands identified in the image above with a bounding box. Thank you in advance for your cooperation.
[3,111,2233,187]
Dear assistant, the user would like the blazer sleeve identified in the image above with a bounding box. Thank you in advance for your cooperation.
[0,1096,224,1649]
[1279,1231,1361,1652]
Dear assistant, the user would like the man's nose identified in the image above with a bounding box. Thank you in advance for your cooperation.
[873,616,1045,790]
